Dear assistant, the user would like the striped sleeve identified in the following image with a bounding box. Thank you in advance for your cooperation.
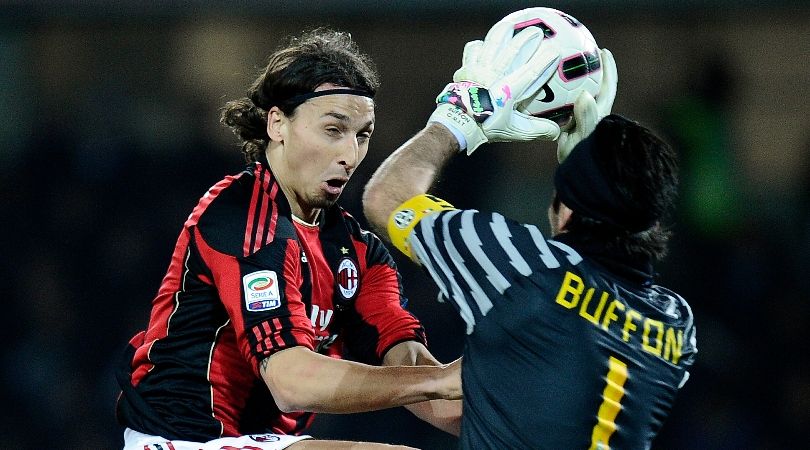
[190,164,316,376]
[192,226,315,376]
[410,209,579,334]
[345,231,426,364]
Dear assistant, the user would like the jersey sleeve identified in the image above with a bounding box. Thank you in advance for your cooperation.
[673,296,698,388]
[191,222,315,378]
[390,195,577,334]
[341,231,426,365]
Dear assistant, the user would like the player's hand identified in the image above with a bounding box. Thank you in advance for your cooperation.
[440,358,463,400]
[556,48,617,162]
[428,26,561,155]
[453,6,559,87]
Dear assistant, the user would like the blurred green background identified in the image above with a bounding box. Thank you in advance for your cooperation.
[1,1,808,448]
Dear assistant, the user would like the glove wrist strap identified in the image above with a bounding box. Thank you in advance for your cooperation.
[429,81,496,155]
[428,104,487,154]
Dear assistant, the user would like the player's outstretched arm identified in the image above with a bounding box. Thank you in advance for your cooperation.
[383,341,463,436]
[259,346,461,414]
[364,27,560,236]
[363,123,459,237]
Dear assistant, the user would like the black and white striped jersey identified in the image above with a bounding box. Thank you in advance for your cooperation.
[409,208,697,450]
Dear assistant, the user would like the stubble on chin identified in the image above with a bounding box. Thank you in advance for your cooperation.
[307,193,339,211]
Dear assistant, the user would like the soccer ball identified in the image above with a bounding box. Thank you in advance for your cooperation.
[508,8,603,131]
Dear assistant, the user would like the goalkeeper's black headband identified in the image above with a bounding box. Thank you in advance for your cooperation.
[284,88,374,105]
[553,115,657,233]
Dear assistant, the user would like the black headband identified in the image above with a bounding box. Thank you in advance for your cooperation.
[553,124,657,233]
[284,88,374,105]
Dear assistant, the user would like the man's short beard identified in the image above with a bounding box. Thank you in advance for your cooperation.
[308,194,338,211]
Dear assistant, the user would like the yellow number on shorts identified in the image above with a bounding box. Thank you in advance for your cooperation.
[589,356,628,450]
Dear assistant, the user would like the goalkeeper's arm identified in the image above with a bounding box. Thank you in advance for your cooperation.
[363,123,458,239]
[363,26,560,243]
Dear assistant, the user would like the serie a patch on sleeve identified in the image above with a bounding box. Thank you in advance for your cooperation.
[243,270,281,312]
[387,194,456,259]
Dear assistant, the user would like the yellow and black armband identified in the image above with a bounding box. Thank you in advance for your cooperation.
[387,194,456,260]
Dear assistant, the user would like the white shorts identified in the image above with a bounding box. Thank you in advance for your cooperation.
[123,428,312,450]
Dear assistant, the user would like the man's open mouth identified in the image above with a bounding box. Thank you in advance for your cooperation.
[323,177,348,195]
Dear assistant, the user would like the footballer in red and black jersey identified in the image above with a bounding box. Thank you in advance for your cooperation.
[116,155,426,441]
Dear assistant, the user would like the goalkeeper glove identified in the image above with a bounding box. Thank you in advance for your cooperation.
[556,48,618,162]
[428,25,561,155]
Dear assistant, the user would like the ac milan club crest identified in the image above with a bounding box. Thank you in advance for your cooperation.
[336,257,359,299]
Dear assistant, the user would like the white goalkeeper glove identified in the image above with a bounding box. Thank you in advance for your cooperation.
[428,25,561,155]
[556,48,618,162]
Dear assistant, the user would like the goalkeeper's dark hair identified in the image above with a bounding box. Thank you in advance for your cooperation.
[556,115,679,261]
[221,28,380,163]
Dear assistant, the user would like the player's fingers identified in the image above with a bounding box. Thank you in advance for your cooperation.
[462,40,483,67]
[511,111,561,141]
[453,40,484,82]
[494,25,542,71]
[557,133,573,162]
[595,48,617,116]
[525,43,560,84]
[480,19,515,65]
[506,46,560,101]
[572,90,599,136]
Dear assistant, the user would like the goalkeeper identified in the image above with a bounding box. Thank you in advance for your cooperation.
[363,9,697,449]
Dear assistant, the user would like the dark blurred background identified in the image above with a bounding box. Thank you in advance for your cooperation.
[1,1,808,448]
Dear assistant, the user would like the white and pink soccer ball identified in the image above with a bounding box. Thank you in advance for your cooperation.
[505,8,603,130]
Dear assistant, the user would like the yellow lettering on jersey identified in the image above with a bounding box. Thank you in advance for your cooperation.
[601,299,625,331]
[642,319,664,356]
[556,271,584,309]
[555,273,686,365]
[663,327,684,364]
[580,289,608,326]
[622,309,641,342]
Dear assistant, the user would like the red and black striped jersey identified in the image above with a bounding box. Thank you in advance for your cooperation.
[116,158,426,441]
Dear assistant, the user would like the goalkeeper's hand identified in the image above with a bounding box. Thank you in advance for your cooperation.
[556,48,618,162]
[428,25,561,155]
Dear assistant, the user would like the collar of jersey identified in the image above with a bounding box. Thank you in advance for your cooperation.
[553,231,655,286]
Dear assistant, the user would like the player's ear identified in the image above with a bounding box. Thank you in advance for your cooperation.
[267,106,287,143]
[557,202,574,232]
